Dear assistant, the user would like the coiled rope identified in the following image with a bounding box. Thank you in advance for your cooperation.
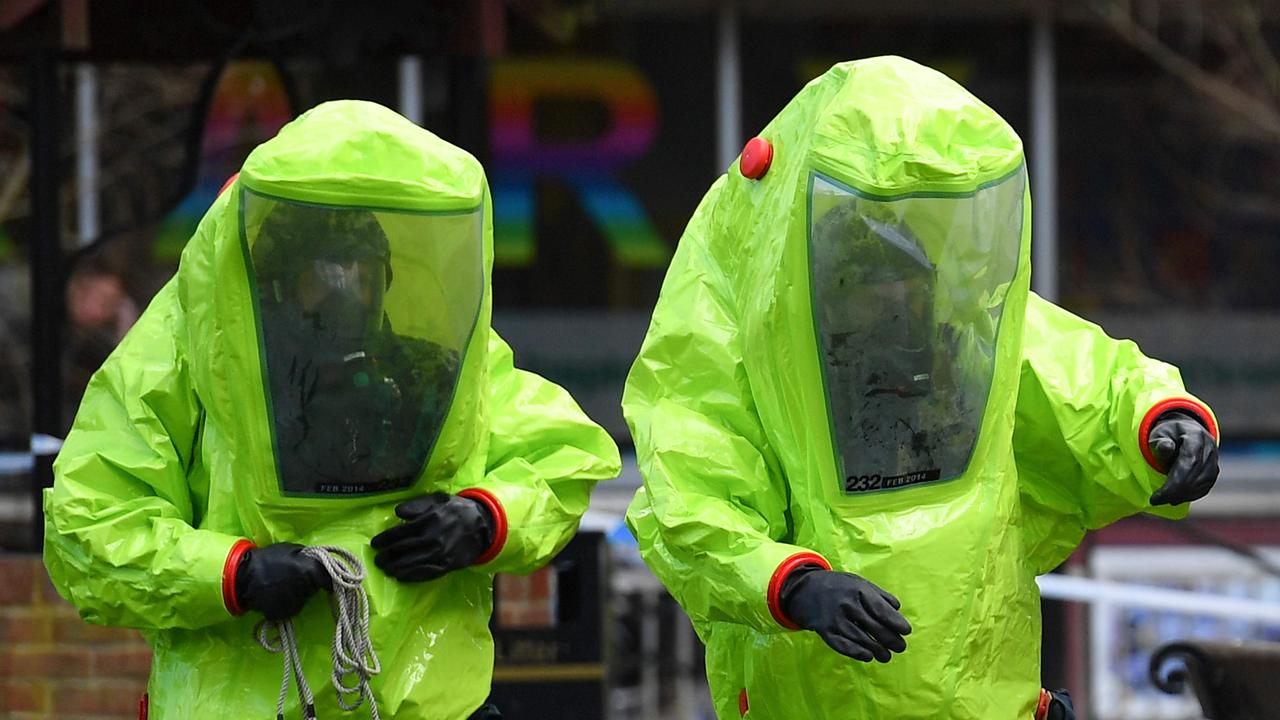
[255,546,381,720]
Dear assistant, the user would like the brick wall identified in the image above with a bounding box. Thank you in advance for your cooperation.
[0,554,150,720]
[495,566,557,629]
[2,557,564,716]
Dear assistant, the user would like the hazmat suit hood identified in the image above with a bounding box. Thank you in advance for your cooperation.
[626,57,1210,720]
[183,100,492,541]
[742,57,1029,503]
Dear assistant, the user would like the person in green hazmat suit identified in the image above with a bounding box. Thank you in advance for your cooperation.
[44,100,621,720]
[624,57,1220,720]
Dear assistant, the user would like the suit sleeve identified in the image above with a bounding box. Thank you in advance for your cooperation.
[43,281,247,629]
[624,182,830,633]
[463,330,622,574]
[1014,293,1219,571]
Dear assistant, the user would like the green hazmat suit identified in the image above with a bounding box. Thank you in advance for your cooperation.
[44,100,621,719]
[624,57,1219,719]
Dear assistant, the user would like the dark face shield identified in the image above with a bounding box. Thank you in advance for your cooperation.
[242,190,483,495]
[809,172,1023,494]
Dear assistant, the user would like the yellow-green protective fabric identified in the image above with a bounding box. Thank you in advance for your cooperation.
[624,57,1217,720]
[44,100,621,720]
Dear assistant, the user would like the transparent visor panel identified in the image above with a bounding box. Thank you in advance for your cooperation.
[809,171,1024,494]
[241,190,484,495]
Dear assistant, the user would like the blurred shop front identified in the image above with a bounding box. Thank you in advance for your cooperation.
[2,2,1280,719]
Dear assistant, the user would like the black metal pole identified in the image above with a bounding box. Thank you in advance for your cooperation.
[29,49,63,552]
[445,55,489,165]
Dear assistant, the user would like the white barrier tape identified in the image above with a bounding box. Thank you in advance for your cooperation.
[0,434,64,475]
[31,434,63,456]
[0,454,33,475]
[1037,573,1280,623]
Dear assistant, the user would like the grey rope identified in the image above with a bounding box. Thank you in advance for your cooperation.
[255,546,381,720]
[257,616,316,719]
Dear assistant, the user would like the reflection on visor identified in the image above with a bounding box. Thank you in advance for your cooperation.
[313,259,376,294]
[847,275,934,397]
[809,172,1023,495]
[298,259,386,314]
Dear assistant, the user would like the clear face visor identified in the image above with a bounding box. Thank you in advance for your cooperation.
[809,171,1024,494]
[241,189,484,496]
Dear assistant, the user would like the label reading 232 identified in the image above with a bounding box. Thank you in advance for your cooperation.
[844,468,941,493]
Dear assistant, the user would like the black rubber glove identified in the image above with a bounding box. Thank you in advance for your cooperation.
[371,493,495,582]
[779,566,912,663]
[1148,410,1219,506]
[235,543,331,621]
[1046,688,1075,720]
